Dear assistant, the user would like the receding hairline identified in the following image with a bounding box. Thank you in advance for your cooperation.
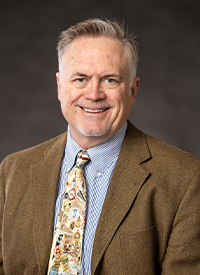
[60,34,129,58]
[57,18,139,79]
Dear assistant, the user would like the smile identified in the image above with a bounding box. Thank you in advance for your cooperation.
[81,107,108,113]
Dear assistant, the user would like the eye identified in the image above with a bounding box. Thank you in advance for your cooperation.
[104,77,120,88]
[72,77,88,88]
[105,78,116,84]
[75,78,86,83]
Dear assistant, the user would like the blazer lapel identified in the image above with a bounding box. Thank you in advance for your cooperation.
[30,133,67,273]
[91,123,151,274]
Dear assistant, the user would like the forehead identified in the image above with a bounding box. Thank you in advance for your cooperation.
[62,36,129,73]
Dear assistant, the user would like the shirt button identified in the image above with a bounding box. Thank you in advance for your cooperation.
[97,172,102,177]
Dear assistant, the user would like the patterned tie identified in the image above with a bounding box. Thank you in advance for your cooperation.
[47,151,90,275]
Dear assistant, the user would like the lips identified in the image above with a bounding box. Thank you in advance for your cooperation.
[81,107,109,113]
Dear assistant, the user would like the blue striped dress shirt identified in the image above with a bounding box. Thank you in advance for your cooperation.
[53,122,127,274]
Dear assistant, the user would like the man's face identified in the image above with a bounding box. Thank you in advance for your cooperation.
[57,36,139,148]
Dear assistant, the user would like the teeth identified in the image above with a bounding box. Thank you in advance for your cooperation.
[82,108,107,113]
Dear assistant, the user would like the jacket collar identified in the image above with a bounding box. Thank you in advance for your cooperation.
[91,121,151,274]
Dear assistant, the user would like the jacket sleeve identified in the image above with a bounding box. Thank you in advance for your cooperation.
[161,167,200,274]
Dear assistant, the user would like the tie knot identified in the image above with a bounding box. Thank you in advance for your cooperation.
[76,151,90,168]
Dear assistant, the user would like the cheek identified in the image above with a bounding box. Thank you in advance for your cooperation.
[60,87,74,105]
[118,91,132,109]
[59,91,69,116]
[119,95,133,117]
[60,90,80,120]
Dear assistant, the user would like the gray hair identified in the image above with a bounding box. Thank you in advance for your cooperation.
[57,18,139,79]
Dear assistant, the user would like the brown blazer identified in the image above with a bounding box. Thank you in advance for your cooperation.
[1,121,200,275]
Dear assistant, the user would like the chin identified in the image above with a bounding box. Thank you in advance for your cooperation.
[77,124,112,138]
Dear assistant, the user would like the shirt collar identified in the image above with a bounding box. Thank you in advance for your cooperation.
[64,122,127,174]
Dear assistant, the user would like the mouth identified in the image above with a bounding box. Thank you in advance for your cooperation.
[81,107,109,113]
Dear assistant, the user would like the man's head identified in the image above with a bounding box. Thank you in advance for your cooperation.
[56,18,140,149]
[57,18,139,83]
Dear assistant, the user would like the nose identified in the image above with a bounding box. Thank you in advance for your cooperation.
[84,78,106,101]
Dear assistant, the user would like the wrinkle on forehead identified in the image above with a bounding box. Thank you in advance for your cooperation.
[61,36,129,80]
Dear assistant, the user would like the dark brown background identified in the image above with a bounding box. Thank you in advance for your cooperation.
[1,0,200,161]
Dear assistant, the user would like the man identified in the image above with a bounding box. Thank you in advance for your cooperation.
[0,18,200,275]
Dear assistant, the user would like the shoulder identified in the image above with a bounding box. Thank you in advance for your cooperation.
[146,133,200,184]
[124,121,200,202]
[0,132,67,173]
[126,121,200,171]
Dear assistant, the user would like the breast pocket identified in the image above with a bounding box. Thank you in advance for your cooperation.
[120,226,163,275]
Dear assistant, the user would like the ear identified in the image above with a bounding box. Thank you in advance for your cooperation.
[130,77,140,105]
[56,72,62,101]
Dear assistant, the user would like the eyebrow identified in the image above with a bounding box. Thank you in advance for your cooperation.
[71,72,89,78]
[103,74,122,79]
[71,72,122,79]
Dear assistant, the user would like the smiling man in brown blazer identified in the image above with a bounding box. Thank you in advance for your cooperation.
[1,18,200,275]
